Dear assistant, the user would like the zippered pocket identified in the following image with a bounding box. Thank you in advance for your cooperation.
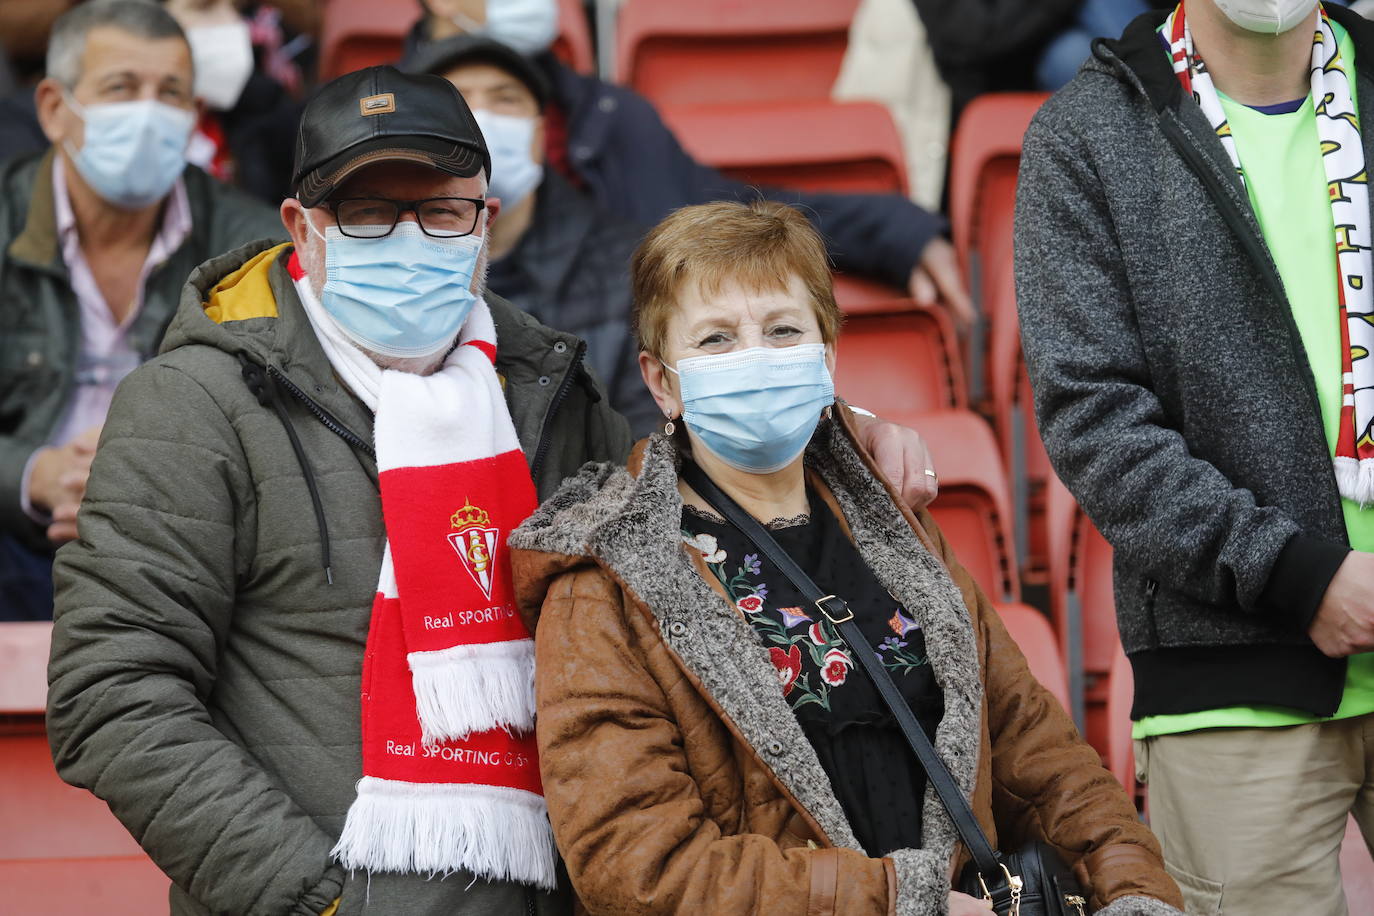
[1142,577,1161,645]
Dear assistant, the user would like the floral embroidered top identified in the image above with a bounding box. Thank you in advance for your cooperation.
[681,492,945,856]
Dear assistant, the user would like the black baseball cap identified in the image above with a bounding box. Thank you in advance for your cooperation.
[403,35,551,111]
[291,65,491,208]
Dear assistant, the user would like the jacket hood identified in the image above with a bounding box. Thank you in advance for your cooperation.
[159,238,304,366]
[510,416,984,902]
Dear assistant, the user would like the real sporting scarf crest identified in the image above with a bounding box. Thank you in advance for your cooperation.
[290,255,554,888]
[1168,2,1374,505]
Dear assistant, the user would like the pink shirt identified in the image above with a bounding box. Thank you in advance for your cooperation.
[19,157,192,521]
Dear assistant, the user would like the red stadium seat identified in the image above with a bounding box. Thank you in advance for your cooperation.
[911,410,1019,602]
[946,93,1048,405]
[1045,474,1082,722]
[319,0,594,82]
[986,253,1054,584]
[833,278,966,418]
[0,624,170,914]
[551,0,596,74]
[659,99,909,195]
[1044,475,1121,753]
[319,0,420,81]
[616,0,860,107]
[997,602,1070,713]
[1105,643,1135,796]
[948,92,1047,287]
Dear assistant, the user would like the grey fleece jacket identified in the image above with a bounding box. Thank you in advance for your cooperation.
[1015,7,1372,718]
[46,239,630,915]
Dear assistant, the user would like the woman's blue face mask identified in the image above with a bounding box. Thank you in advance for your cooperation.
[665,343,835,474]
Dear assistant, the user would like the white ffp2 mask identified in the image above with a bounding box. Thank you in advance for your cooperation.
[451,0,559,55]
[187,21,254,111]
[1214,0,1319,34]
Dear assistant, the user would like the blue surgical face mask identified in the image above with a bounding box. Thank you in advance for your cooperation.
[64,94,194,210]
[451,0,559,55]
[667,343,835,474]
[472,110,543,210]
[308,216,484,358]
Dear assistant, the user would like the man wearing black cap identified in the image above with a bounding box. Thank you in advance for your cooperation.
[44,61,942,916]
[407,35,657,436]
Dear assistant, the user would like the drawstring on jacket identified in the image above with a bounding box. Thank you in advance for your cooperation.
[238,354,334,585]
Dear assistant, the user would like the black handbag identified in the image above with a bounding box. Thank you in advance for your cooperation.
[680,462,1092,916]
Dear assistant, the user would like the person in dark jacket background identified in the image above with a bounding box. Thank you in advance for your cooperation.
[402,0,974,327]
[0,0,280,622]
[0,0,309,205]
[158,0,309,204]
[408,34,660,437]
[1017,2,1374,912]
[910,0,1079,122]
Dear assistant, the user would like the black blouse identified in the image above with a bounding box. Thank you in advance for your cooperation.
[680,491,945,856]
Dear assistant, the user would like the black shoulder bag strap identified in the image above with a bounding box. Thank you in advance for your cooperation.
[679,461,1021,912]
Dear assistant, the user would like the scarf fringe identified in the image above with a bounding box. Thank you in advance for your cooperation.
[1334,455,1374,508]
[332,777,557,889]
[408,639,536,744]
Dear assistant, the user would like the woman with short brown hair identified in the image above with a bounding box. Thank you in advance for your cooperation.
[511,200,1183,915]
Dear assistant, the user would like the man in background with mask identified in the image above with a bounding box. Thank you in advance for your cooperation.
[45,61,942,914]
[0,0,279,621]
[1017,1,1374,911]
[0,0,308,204]
[158,0,308,203]
[401,0,976,328]
[408,34,659,437]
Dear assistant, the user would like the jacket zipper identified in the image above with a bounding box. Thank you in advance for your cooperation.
[266,364,376,460]
[1155,113,1328,434]
[1143,577,1160,645]
[529,341,587,483]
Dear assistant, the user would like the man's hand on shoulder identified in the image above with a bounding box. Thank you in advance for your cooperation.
[849,411,939,510]
[1309,551,1374,657]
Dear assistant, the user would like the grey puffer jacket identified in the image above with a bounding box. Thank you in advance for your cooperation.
[1015,6,1373,719]
[46,239,631,916]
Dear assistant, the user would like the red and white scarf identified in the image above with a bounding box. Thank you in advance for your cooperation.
[1167,2,1374,505]
[290,255,554,887]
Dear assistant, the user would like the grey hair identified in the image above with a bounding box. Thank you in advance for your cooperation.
[46,0,189,89]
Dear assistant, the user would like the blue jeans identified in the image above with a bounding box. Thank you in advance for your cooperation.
[1037,0,1152,91]
[0,531,54,621]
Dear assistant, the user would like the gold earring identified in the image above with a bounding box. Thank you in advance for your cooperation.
[664,416,676,436]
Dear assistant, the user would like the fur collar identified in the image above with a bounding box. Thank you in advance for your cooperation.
[512,419,983,910]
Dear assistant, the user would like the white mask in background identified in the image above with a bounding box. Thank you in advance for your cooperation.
[1213,0,1319,34]
[450,0,560,55]
[473,109,543,209]
[187,21,255,110]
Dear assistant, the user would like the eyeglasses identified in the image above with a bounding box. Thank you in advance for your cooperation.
[325,197,487,239]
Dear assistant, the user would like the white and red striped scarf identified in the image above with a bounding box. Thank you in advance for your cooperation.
[289,254,554,887]
[1167,2,1374,505]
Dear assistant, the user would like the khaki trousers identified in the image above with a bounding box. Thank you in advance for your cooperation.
[1136,715,1374,916]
